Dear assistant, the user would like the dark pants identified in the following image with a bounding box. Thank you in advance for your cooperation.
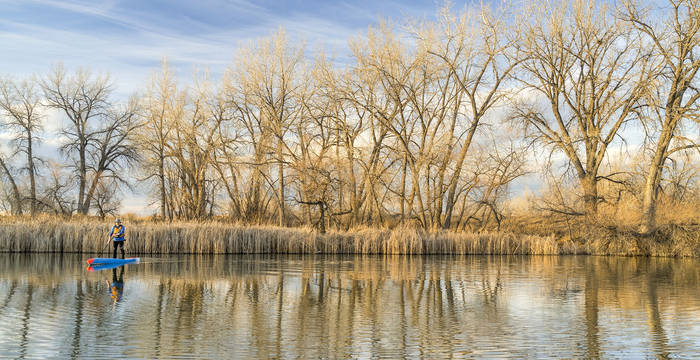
[112,240,125,258]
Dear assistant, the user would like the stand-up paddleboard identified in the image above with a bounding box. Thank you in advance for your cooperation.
[87,257,139,265]
[86,262,127,272]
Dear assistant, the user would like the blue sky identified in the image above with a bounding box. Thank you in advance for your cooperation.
[0,0,444,94]
[0,0,452,213]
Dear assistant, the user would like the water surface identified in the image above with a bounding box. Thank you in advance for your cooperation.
[0,254,698,358]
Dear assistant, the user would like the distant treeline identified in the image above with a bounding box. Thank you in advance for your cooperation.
[0,0,698,237]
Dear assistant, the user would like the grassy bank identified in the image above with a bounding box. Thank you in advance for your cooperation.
[0,217,697,256]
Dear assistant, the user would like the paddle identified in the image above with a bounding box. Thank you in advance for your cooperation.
[102,236,113,255]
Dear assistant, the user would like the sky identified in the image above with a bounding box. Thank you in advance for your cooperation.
[0,0,452,214]
[0,0,444,93]
[0,0,664,216]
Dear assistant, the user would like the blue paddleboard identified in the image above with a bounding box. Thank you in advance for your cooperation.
[86,263,127,271]
[87,257,139,265]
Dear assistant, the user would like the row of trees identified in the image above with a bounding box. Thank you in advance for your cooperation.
[0,67,141,218]
[0,0,698,233]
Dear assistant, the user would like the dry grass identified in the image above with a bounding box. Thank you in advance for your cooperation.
[0,217,566,255]
[500,186,700,257]
[503,214,700,257]
[0,213,697,256]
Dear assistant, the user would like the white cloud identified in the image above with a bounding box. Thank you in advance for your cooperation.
[0,1,372,96]
[0,0,439,215]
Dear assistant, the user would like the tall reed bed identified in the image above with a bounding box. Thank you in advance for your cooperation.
[0,217,696,256]
[0,219,561,255]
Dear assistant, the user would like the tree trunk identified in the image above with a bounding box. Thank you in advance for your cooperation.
[639,123,675,234]
[277,140,286,227]
[319,203,326,234]
[443,123,479,229]
[399,154,407,223]
[159,152,166,219]
[0,157,22,215]
[27,132,36,216]
[410,166,428,228]
[581,175,598,216]
[82,169,105,214]
[78,142,87,214]
[197,170,207,219]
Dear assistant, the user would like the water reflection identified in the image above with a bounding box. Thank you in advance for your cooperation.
[106,267,125,304]
[0,255,698,358]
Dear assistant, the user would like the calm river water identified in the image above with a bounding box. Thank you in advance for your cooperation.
[0,254,698,358]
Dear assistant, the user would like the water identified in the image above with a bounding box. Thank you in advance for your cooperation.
[0,254,698,359]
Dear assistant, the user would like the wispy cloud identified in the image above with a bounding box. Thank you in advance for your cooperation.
[0,0,439,214]
[1,0,425,93]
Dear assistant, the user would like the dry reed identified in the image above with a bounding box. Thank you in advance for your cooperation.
[0,216,697,256]
[0,217,561,255]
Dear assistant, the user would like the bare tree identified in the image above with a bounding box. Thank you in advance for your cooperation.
[289,56,341,230]
[330,55,392,227]
[234,30,305,227]
[164,75,220,220]
[0,77,43,216]
[622,0,700,233]
[0,155,22,215]
[219,70,277,223]
[93,179,121,219]
[348,3,521,229]
[41,65,112,214]
[81,98,141,212]
[416,3,522,229]
[459,139,528,231]
[141,59,181,220]
[512,0,650,216]
[42,65,141,215]
[42,161,75,216]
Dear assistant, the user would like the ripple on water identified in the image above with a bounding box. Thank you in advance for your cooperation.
[0,255,699,358]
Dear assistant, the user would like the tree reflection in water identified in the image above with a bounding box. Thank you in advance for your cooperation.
[0,254,698,358]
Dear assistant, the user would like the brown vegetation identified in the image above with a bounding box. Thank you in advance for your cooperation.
[0,0,698,245]
[0,214,697,256]
[0,216,557,255]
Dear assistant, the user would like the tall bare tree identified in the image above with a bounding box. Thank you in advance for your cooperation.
[289,55,341,229]
[42,65,140,215]
[416,4,522,228]
[81,98,141,213]
[220,70,277,223]
[622,0,700,233]
[512,0,650,216]
[330,54,392,226]
[234,30,305,227]
[0,77,43,216]
[164,76,220,220]
[42,65,112,214]
[0,79,43,216]
[0,156,21,215]
[141,60,181,220]
[349,4,521,229]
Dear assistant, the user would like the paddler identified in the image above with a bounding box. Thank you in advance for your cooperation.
[107,218,126,259]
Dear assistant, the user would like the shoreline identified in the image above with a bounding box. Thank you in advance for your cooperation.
[0,218,697,257]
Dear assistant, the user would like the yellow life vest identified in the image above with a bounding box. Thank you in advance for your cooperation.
[111,225,124,238]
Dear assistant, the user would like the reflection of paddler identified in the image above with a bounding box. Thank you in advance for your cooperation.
[106,266,125,303]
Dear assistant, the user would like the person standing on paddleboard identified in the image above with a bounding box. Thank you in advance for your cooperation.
[108,218,126,258]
